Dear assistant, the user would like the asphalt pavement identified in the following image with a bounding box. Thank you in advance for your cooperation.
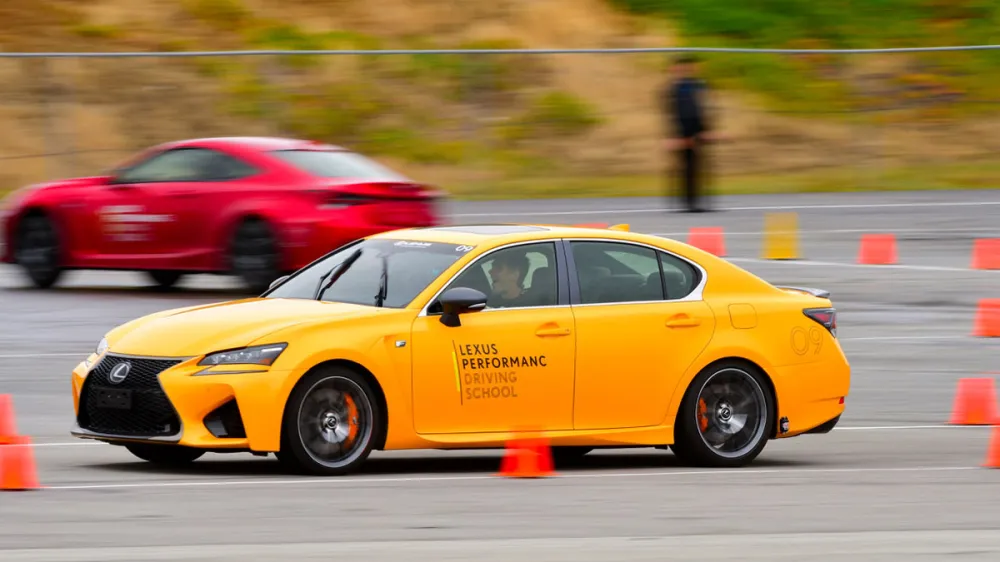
[2,189,1000,561]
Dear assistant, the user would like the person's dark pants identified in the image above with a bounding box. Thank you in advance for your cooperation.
[672,144,702,211]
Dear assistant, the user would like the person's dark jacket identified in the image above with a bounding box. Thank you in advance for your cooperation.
[666,77,708,140]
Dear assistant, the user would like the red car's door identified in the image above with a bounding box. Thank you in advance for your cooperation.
[83,147,221,268]
[86,181,186,262]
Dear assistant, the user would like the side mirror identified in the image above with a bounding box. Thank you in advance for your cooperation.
[437,287,488,327]
[268,275,289,291]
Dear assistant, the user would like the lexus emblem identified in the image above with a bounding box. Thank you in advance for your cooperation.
[108,362,131,384]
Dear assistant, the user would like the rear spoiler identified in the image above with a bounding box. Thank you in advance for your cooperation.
[571,223,630,232]
[776,285,831,299]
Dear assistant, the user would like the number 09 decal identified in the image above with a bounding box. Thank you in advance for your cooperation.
[790,326,824,355]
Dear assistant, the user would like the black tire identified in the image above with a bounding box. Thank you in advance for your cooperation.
[229,218,281,294]
[551,446,592,466]
[278,365,382,476]
[670,360,775,468]
[14,212,63,288]
[147,270,184,289]
[124,443,205,466]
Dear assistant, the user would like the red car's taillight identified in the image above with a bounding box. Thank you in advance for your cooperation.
[803,307,837,337]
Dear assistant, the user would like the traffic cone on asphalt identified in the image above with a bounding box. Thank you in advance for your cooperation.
[971,239,1000,270]
[687,227,726,256]
[0,436,41,491]
[497,436,555,478]
[984,425,1000,468]
[972,300,1000,338]
[0,394,18,445]
[857,234,898,265]
[948,378,999,425]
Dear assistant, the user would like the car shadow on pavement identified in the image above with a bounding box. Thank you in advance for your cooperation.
[82,448,814,478]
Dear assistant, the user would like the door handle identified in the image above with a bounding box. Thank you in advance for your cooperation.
[666,317,701,328]
[535,327,571,337]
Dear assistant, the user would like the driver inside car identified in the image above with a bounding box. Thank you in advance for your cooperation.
[487,250,533,308]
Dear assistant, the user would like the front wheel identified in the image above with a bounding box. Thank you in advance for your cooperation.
[14,213,63,288]
[670,361,774,468]
[124,443,205,466]
[278,366,381,476]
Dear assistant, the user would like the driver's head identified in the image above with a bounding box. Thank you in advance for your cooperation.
[489,251,529,298]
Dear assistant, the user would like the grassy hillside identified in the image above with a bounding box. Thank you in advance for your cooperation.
[611,0,1000,112]
[1,0,998,200]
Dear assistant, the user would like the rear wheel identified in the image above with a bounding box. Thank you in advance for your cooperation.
[14,212,63,288]
[229,218,281,294]
[670,361,774,468]
[147,270,184,289]
[124,443,205,466]
[278,365,381,476]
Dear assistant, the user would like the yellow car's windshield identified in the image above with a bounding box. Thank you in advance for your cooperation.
[265,238,475,308]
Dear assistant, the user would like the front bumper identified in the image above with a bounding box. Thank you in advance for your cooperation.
[71,352,292,452]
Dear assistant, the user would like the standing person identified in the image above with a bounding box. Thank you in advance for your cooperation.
[663,54,713,212]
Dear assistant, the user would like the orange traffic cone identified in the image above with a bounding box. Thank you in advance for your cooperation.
[971,239,1000,270]
[497,436,555,478]
[858,234,897,265]
[687,227,726,256]
[984,424,1000,468]
[1,436,41,491]
[972,299,1000,337]
[948,378,999,425]
[573,223,608,229]
[0,394,17,445]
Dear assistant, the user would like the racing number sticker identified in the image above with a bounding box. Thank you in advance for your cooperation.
[790,326,824,356]
[455,245,475,253]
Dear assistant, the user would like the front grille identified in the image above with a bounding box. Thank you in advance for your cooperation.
[78,354,183,437]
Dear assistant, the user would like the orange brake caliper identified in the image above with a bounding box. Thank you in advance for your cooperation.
[698,398,709,431]
[343,394,360,447]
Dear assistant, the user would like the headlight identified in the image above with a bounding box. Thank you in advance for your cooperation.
[84,337,109,369]
[198,343,287,367]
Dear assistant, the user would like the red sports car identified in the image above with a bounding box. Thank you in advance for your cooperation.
[1,136,443,292]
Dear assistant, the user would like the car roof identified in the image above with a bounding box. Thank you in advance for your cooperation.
[160,136,347,153]
[370,223,666,249]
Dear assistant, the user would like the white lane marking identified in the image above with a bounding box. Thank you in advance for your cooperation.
[41,465,980,491]
[7,530,1000,561]
[839,335,974,342]
[652,227,1000,237]
[449,199,1000,218]
[0,352,87,359]
[727,257,998,273]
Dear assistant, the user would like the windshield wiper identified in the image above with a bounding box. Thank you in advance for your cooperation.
[313,248,363,301]
[374,253,388,307]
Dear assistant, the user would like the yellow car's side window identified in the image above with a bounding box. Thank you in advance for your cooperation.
[444,242,559,309]
[571,241,700,303]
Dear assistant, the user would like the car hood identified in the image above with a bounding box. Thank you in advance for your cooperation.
[108,298,382,358]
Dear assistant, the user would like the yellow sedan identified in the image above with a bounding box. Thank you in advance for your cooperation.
[70,224,850,475]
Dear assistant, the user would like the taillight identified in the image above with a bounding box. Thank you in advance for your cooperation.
[804,307,837,337]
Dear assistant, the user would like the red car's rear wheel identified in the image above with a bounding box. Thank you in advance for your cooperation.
[229,218,282,294]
